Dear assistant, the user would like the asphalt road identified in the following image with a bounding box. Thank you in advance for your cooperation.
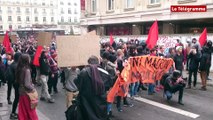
[36,82,213,120]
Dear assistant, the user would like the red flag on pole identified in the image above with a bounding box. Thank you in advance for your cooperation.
[110,34,114,46]
[3,31,12,53]
[146,20,159,50]
[199,28,207,47]
[33,46,43,66]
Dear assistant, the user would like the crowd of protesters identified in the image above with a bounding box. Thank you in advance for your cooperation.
[0,34,212,120]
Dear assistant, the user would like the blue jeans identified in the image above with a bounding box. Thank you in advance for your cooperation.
[148,84,155,94]
[107,103,112,114]
[130,81,140,97]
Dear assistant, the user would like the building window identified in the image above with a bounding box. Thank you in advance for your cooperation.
[150,0,160,4]
[74,9,77,14]
[8,16,12,21]
[42,2,45,6]
[18,25,21,29]
[35,17,38,22]
[0,25,3,30]
[43,17,46,22]
[74,17,77,22]
[8,7,12,13]
[125,0,134,8]
[51,17,54,22]
[51,9,54,14]
[43,9,45,13]
[68,17,72,23]
[61,17,64,22]
[0,15,2,21]
[91,0,97,12]
[74,3,77,6]
[68,2,71,5]
[26,16,30,22]
[0,7,2,13]
[60,2,64,5]
[61,8,64,14]
[17,16,21,21]
[26,8,30,14]
[17,7,21,13]
[68,8,72,14]
[107,0,114,10]
[34,8,38,14]
[50,1,53,6]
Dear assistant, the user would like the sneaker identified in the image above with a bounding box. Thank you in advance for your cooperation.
[130,96,135,100]
[186,86,191,89]
[123,103,134,107]
[8,100,12,105]
[178,101,184,105]
[10,113,18,119]
[47,98,55,103]
[117,108,123,112]
[200,87,207,91]
[40,97,46,101]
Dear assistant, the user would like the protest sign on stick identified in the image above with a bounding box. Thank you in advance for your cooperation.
[37,32,52,46]
[57,31,100,67]
[0,36,4,43]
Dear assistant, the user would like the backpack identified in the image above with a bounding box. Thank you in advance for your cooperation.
[160,73,170,87]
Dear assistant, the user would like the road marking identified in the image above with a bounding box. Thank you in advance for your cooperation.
[37,109,50,120]
[135,97,200,119]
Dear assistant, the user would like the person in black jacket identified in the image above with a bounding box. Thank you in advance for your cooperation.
[74,56,111,120]
[8,52,21,119]
[199,46,211,91]
[164,70,185,105]
[0,56,6,87]
[186,45,201,89]
[39,51,54,103]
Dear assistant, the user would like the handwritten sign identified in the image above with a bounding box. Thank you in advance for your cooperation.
[57,31,100,67]
[37,32,52,46]
[129,56,174,83]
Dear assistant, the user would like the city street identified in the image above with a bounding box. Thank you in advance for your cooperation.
[0,71,213,120]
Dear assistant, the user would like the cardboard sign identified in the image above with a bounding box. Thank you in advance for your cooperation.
[10,35,17,43]
[0,36,4,43]
[56,31,100,67]
[37,32,52,46]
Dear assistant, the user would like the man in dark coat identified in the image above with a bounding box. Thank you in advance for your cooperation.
[9,52,22,119]
[199,46,211,91]
[187,45,201,88]
[74,56,111,120]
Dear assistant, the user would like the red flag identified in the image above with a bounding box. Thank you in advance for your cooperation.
[109,34,114,46]
[199,28,207,47]
[3,31,12,53]
[146,20,159,50]
[33,46,43,66]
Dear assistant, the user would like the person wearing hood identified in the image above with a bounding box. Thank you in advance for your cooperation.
[8,52,22,119]
[164,70,185,105]
[73,56,111,120]
[186,44,201,89]
[199,46,211,91]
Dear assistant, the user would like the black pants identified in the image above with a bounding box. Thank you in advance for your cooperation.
[7,81,13,101]
[116,96,129,109]
[170,84,184,102]
[186,56,189,70]
[12,83,19,114]
[207,65,211,78]
[188,69,198,87]
[48,73,58,94]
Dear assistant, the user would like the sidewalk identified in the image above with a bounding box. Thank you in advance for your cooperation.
[183,71,213,86]
[0,85,50,120]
